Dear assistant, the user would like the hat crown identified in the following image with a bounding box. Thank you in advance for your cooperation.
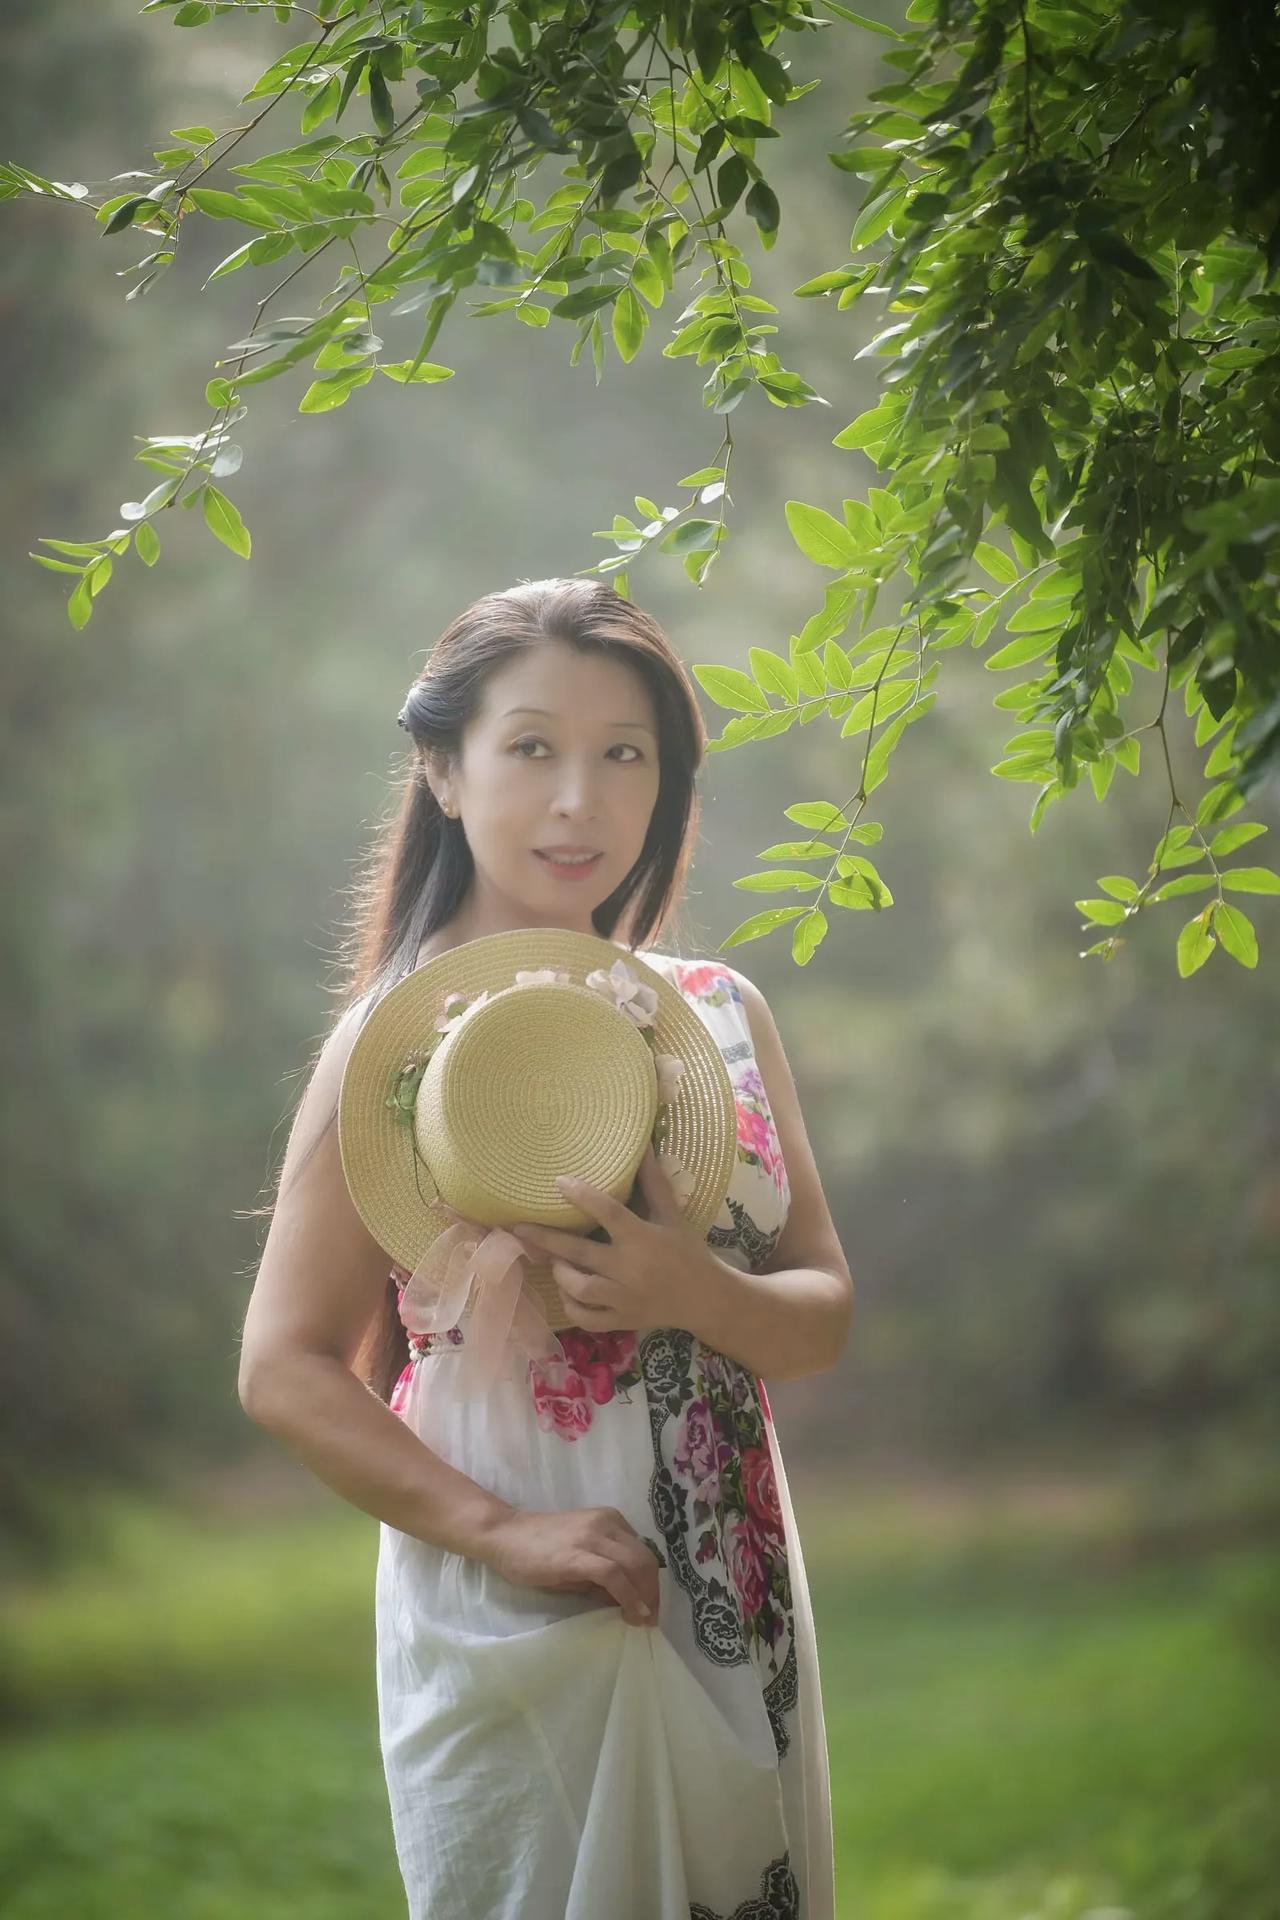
[415,981,658,1228]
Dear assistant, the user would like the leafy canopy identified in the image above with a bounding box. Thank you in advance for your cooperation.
[6,0,1279,976]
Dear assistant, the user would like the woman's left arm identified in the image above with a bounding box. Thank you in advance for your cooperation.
[685,966,854,1384]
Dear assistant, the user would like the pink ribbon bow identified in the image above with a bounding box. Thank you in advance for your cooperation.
[398,1215,567,1400]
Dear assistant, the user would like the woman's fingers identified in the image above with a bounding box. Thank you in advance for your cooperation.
[582,1539,660,1627]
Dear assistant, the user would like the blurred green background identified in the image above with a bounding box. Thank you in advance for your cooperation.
[3,3,1277,1916]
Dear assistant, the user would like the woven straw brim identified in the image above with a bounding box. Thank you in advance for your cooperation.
[337,928,737,1332]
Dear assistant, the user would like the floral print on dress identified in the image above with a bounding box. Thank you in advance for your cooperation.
[671,1341,789,1663]
[673,961,741,1007]
[691,1852,800,1920]
[642,1327,799,1764]
[734,1064,789,1201]
[527,1328,643,1439]
[672,962,790,1214]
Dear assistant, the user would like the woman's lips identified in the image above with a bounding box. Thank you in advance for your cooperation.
[534,850,604,880]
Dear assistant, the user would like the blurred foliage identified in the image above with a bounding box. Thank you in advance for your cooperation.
[0,0,1277,1574]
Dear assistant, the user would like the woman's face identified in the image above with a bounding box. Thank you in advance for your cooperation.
[433,637,663,938]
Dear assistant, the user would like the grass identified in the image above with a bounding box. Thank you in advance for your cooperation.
[1,1455,1277,1919]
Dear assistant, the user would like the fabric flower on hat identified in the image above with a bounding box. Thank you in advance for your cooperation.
[435,986,492,1035]
[653,1051,685,1106]
[584,958,659,1029]
[513,967,573,988]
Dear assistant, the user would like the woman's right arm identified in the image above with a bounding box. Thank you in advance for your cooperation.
[237,997,517,1558]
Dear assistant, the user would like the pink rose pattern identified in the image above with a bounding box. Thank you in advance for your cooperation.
[385,958,799,1777]
[528,1328,643,1438]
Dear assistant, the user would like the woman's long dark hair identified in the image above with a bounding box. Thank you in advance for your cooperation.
[245,577,708,1405]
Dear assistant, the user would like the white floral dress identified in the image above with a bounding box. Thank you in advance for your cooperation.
[374,951,836,1918]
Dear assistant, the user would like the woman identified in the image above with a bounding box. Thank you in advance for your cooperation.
[238,577,852,1917]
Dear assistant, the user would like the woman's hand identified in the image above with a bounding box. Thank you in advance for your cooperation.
[474,1503,662,1628]
[509,1142,714,1334]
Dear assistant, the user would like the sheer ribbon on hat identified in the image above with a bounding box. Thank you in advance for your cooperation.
[397,1210,567,1401]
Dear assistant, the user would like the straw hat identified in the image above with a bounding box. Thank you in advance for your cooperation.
[337,927,737,1397]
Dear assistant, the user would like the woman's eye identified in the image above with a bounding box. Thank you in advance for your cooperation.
[511,738,642,762]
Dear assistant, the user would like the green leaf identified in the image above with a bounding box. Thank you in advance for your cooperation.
[1177,912,1216,977]
[745,178,780,238]
[823,1,904,32]
[1196,781,1246,827]
[823,641,852,690]
[1005,601,1063,633]
[795,579,859,653]
[661,517,720,555]
[985,631,1058,671]
[201,485,251,557]
[749,648,799,703]
[1152,847,1207,872]
[719,906,810,950]
[378,360,455,384]
[67,573,94,629]
[692,664,770,714]
[864,704,918,794]
[184,187,278,229]
[715,154,749,213]
[794,268,861,297]
[785,801,853,832]
[759,372,820,406]
[1114,736,1141,777]
[206,232,294,283]
[850,184,908,250]
[1154,824,1195,862]
[552,285,617,319]
[974,542,1019,584]
[612,286,645,363]
[1076,898,1129,925]
[759,840,839,859]
[631,251,665,309]
[1211,901,1258,967]
[298,367,374,411]
[785,501,858,567]
[833,398,904,450]
[103,195,163,235]
[36,536,114,558]
[733,870,824,892]
[705,711,795,751]
[793,908,828,965]
[1220,866,1280,894]
[838,677,918,736]
[135,520,161,567]
[1209,822,1267,856]
[368,65,395,137]
[1084,231,1163,283]
[993,754,1055,782]
[121,476,181,520]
